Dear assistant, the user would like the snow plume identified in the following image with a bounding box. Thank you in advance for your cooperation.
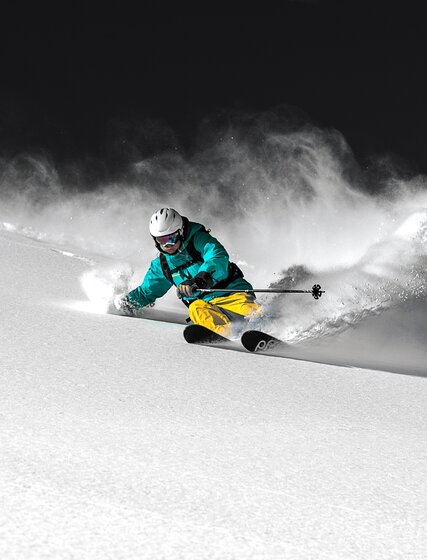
[0,153,158,264]
[268,209,427,338]
[78,264,135,314]
[1,109,426,355]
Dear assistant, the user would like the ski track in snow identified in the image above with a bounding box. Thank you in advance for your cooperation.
[50,248,95,265]
[1,229,427,559]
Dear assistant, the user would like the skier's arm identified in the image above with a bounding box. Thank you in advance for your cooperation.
[192,231,230,286]
[127,258,172,308]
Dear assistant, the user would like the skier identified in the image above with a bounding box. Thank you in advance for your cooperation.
[113,208,263,336]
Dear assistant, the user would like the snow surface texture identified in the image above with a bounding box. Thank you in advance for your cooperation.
[1,120,427,558]
[2,232,427,560]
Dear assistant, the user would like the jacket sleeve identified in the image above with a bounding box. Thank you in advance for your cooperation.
[127,258,172,308]
[192,230,230,285]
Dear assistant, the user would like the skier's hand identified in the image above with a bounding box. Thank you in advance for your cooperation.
[177,273,212,298]
[113,293,136,315]
[177,279,198,298]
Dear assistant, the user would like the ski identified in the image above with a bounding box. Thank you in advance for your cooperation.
[241,330,288,353]
[183,324,232,345]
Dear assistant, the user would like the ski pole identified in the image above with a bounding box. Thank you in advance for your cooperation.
[197,284,325,299]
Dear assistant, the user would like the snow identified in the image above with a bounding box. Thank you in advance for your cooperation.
[1,124,427,557]
[1,229,426,559]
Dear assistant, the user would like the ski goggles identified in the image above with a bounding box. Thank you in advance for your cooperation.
[155,231,181,247]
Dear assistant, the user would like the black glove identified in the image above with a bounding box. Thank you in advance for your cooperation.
[177,272,212,298]
[113,294,137,315]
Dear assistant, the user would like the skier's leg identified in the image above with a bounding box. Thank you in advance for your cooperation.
[210,292,264,320]
[188,299,232,335]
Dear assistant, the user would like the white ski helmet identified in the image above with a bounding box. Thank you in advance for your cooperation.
[149,207,183,237]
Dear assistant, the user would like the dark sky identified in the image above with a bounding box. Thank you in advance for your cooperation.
[1,9,426,174]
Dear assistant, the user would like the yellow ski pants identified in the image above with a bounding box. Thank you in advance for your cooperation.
[188,292,263,336]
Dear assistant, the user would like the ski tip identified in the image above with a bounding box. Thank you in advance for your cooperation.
[241,330,285,353]
[183,324,201,343]
[241,329,268,342]
[183,324,230,345]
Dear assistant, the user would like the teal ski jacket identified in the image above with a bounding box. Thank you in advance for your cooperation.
[127,219,254,308]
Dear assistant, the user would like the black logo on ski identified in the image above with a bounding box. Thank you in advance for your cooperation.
[183,324,230,345]
[241,330,287,353]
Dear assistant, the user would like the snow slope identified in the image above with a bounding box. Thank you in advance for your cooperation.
[1,229,427,559]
